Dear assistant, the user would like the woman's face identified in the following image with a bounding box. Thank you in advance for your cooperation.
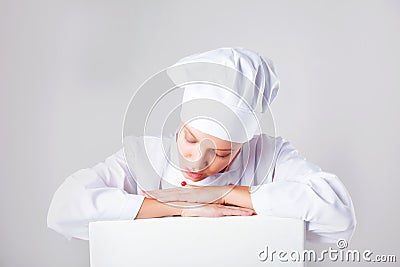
[176,123,243,182]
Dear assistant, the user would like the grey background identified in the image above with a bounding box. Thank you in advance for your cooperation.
[1,0,399,266]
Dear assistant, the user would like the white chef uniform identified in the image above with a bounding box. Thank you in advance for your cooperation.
[47,132,356,243]
[47,47,356,243]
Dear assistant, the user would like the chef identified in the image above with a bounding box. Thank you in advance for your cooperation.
[47,47,356,244]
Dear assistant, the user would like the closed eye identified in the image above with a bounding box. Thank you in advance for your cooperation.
[184,135,197,144]
[184,131,231,158]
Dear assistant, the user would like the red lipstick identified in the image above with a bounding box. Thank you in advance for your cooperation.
[185,170,203,179]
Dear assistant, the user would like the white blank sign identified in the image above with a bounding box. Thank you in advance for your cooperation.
[89,215,305,267]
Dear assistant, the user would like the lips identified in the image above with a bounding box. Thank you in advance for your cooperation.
[185,170,203,179]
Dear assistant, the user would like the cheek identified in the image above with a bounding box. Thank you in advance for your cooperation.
[176,137,192,157]
[207,157,230,172]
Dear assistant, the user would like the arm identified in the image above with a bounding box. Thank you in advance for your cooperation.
[135,198,181,218]
[47,148,253,240]
[249,137,357,243]
[142,137,356,243]
[136,198,255,218]
[47,149,145,241]
[211,136,356,243]
[224,186,254,210]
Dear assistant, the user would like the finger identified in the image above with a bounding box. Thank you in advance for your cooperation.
[225,206,255,214]
[224,209,253,216]
[221,207,254,216]
[185,184,202,188]
[221,205,255,213]
[142,191,174,201]
[145,188,208,203]
[145,189,191,202]
[147,188,191,195]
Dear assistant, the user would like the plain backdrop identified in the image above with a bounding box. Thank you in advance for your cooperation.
[1,0,399,266]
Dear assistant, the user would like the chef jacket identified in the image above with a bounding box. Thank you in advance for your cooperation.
[47,133,356,243]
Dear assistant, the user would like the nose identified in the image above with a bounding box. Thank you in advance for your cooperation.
[186,143,213,171]
[190,143,203,161]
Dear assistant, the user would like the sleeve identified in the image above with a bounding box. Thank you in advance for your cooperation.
[249,138,357,243]
[46,148,145,241]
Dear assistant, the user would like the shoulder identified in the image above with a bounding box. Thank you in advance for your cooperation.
[123,135,170,154]
[122,134,174,166]
[249,134,322,182]
[249,133,317,171]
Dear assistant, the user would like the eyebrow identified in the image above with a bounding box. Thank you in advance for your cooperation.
[184,127,233,151]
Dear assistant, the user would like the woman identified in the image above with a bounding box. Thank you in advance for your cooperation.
[47,47,356,243]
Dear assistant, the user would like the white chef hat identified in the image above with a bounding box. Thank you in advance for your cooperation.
[167,47,280,143]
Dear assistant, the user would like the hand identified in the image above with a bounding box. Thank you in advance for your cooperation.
[177,202,256,217]
[143,185,234,205]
